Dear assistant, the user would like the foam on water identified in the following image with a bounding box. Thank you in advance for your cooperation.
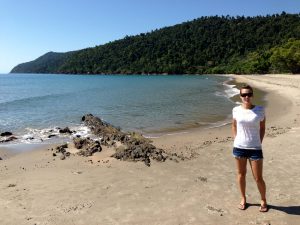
[9,124,92,145]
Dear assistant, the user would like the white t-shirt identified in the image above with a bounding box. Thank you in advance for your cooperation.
[233,105,265,150]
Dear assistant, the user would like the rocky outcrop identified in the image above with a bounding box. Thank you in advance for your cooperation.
[81,114,127,142]
[48,114,181,166]
[81,114,175,166]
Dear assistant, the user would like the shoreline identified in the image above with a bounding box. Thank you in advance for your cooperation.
[0,74,291,155]
[0,75,239,150]
[1,74,300,224]
[0,74,274,156]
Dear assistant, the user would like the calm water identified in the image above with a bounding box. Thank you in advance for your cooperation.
[0,73,238,144]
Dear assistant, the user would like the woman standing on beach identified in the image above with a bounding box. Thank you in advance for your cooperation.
[232,84,268,212]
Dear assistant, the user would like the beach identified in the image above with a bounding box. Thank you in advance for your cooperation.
[1,74,300,225]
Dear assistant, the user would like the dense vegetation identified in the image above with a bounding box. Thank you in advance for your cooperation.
[11,12,300,75]
[11,52,74,73]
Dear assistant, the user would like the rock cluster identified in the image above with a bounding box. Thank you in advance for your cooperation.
[80,114,174,166]
[73,137,102,157]
[112,143,168,167]
[52,143,70,160]
[48,114,180,166]
[0,132,17,143]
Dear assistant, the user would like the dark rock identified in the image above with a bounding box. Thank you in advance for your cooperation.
[60,154,66,160]
[73,137,102,157]
[78,141,102,157]
[73,137,89,149]
[61,143,68,148]
[1,132,13,136]
[59,127,72,134]
[48,134,57,138]
[55,144,68,154]
[144,158,151,167]
[0,157,3,160]
[111,142,167,166]
[81,114,127,142]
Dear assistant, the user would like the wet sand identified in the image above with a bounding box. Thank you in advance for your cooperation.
[1,74,300,225]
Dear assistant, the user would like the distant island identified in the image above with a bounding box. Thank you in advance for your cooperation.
[11,12,300,75]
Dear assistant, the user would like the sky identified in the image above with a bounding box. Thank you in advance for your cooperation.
[0,0,299,73]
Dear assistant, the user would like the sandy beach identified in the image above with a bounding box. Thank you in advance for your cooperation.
[1,74,300,225]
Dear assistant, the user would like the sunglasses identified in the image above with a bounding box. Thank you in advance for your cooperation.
[240,93,253,97]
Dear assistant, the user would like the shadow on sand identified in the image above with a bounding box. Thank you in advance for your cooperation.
[269,205,300,215]
[247,203,300,215]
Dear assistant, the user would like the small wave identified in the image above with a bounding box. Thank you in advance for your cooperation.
[223,83,240,98]
[214,79,239,100]
[221,77,240,98]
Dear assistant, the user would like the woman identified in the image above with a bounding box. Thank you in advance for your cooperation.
[232,84,268,212]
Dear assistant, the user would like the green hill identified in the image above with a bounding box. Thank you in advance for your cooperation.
[11,51,74,73]
[11,12,300,75]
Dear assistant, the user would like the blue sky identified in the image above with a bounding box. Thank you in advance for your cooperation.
[0,0,299,73]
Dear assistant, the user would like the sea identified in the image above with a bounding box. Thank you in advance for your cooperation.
[0,73,239,147]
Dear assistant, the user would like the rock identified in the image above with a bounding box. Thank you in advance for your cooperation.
[111,142,167,166]
[73,137,88,149]
[60,154,66,160]
[1,132,13,136]
[73,137,102,157]
[144,158,151,167]
[78,140,102,157]
[60,143,68,148]
[0,157,3,160]
[81,114,127,142]
[55,144,68,154]
[59,127,72,134]
[48,134,57,138]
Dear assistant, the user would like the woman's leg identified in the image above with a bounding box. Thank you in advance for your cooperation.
[249,160,267,210]
[235,158,248,207]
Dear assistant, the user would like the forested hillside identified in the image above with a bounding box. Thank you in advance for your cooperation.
[11,52,74,74]
[11,12,300,74]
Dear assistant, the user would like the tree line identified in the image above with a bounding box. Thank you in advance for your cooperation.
[11,12,300,75]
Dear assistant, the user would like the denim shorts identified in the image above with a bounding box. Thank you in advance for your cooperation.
[233,147,263,161]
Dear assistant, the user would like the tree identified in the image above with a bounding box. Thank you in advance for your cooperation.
[270,39,300,73]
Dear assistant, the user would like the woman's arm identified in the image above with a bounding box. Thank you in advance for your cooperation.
[260,117,266,143]
[232,119,237,140]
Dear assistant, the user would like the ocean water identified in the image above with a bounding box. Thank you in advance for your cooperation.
[0,73,239,145]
